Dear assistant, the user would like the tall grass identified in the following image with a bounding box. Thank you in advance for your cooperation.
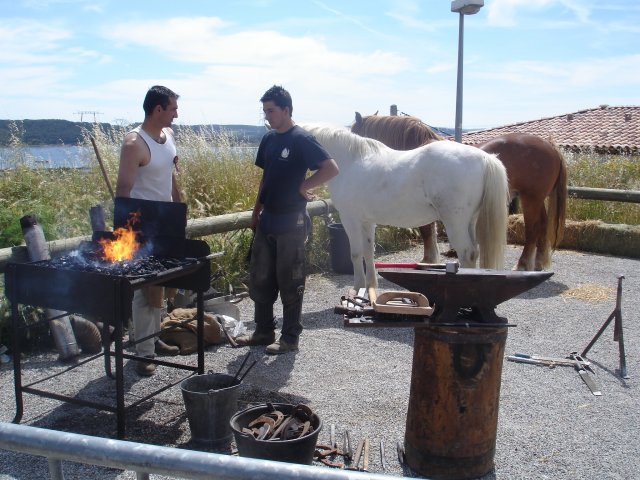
[564,150,640,224]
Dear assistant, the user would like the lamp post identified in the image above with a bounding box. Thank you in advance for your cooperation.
[451,0,484,142]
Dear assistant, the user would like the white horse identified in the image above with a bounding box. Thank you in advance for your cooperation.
[302,124,509,289]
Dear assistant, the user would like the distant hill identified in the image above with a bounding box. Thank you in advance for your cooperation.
[0,119,267,146]
[0,118,458,147]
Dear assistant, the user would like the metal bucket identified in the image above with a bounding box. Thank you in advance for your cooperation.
[327,223,353,274]
[180,373,241,448]
[230,403,322,465]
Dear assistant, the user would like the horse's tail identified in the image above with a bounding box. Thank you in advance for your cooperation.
[476,153,509,269]
[545,143,568,253]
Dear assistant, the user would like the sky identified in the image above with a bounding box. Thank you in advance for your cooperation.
[1,0,639,130]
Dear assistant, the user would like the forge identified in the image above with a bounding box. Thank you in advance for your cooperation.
[5,198,212,438]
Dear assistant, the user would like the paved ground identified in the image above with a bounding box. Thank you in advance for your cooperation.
[0,243,638,479]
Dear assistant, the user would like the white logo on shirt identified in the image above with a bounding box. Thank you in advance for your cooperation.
[280,148,290,159]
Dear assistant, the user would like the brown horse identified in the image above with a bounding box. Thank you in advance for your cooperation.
[351,112,567,271]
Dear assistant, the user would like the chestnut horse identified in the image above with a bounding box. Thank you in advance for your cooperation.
[351,112,567,271]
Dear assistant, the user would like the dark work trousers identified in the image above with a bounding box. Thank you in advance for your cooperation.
[249,225,308,343]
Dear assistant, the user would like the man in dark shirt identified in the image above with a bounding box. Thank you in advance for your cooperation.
[236,85,339,354]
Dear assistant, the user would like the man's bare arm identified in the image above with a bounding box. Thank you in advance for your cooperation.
[115,133,146,197]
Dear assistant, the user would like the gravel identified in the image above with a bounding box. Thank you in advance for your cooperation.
[0,243,638,479]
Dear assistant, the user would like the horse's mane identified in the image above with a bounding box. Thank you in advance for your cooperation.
[302,123,386,159]
[354,115,443,149]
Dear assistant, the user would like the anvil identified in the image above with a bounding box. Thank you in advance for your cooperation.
[377,267,553,324]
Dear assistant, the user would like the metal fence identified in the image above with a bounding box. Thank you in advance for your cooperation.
[0,422,403,480]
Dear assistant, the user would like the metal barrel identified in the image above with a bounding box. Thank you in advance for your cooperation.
[404,325,508,480]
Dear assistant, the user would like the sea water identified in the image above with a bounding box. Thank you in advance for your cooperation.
[0,145,90,170]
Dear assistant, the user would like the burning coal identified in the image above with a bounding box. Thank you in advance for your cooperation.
[37,209,195,278]
[99,210,141,262]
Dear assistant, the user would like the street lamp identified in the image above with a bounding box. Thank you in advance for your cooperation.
[451,0,484,142]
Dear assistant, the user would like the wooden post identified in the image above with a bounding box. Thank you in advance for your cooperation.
[20,215,80,360]
[89,136,115,201]
[390,105,398,116]
[404,326,508,479]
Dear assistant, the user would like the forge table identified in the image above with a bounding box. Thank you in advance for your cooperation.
[5,239,211,438]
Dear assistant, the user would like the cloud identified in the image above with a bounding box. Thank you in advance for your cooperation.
[0,18,108,65]
[104,16,410,74]
[0,20,71,63]
[486,0,591,27]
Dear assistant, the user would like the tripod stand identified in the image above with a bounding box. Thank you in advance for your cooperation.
[582,274,629,379]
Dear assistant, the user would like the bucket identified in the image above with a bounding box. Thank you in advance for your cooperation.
[404,326,508,480]
[230,403,322,465]
[180,373,241,448]
[327,223,353,274]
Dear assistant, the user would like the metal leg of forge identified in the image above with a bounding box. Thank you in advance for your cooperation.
[10,290,206,439]
[581,274,629,379]
[7,248,210,439]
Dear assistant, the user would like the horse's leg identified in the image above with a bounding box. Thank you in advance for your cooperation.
[515,197,541,271]
[441,220,478,268]
[419,223,440,263]
[534,204,551,271]
[341,219,367,289]
[362,222,378,289]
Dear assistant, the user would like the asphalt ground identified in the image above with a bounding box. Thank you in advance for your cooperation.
[0,242,638,479]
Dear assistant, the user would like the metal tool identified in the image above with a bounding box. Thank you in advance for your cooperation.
[582,274,629,379]
[363,438,370,471]
[330,424,336,449]
[569,352,602,396]
[380,439,387,471]
[343,430,353,460]
[231,352,257,385]
[397,440,405,465]
[347,437,366,471]
[507,351,601,396]
[507,352,592,368]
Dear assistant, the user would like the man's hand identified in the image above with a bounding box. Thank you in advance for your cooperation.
[300,190,318,202]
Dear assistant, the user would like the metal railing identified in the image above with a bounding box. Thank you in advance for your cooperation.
[0,422,403,480]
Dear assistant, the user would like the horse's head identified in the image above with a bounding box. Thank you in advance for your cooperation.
[351,111,378,136]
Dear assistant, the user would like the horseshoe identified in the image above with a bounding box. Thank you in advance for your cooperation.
[248,415,276,429]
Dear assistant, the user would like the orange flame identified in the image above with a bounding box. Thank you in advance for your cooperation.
[99,211,141,262]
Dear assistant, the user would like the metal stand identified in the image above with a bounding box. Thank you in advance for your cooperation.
[6,240,211,439]
[581,275,629,379]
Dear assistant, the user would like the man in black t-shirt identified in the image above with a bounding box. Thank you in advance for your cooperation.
[236,85,339,354]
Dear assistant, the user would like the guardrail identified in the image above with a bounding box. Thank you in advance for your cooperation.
[0,422,398,480]
[568,186,640,203]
